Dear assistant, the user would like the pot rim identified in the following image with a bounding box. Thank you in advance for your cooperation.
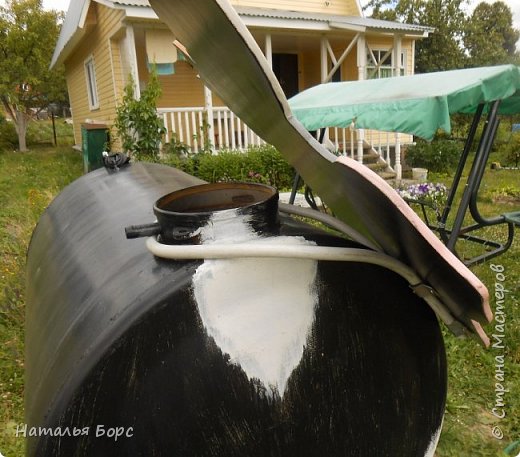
[154,182,278,218]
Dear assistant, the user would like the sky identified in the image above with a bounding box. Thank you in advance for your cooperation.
[43,0,70,12]
[43,0,520,31]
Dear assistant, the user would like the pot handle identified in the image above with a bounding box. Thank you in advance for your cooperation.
[125,222,161,239]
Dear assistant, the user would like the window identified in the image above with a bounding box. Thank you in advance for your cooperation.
[85,56,99,110]
[366,49,406,79]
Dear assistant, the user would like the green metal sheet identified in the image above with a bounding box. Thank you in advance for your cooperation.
[289,65,520,140]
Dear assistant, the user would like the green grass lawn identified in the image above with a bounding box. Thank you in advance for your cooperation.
[423,166,520,457]
[0,141,83,455]
[0,133,518,455]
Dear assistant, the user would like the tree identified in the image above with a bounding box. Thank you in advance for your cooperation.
[464,1,519,67]
[0,0,66,151]
[411,0,468,72]
[364,0,399,21]
[366,0,469,72]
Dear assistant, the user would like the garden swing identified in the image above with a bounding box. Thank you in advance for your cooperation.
[289,64,520,265]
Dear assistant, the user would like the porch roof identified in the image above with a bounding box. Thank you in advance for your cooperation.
[111,1,433,35]
[235,6,434,36]
[51,0,433,69]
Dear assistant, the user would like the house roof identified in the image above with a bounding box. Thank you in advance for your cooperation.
[51,0,433,68]
[50,0,153,68]
[112,0,150,5]
[234,6,434,35]
[51,0,90,68]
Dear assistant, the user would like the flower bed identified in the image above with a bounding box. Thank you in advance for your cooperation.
[397,182,448,209]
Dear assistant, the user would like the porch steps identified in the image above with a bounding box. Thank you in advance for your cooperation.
[362,146,396,181]
[335,141,396,181]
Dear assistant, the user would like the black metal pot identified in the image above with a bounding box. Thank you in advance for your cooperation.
[125,182,279,244]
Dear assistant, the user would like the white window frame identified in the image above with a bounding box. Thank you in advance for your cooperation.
[84,55,100,110]
[367,48,407,79]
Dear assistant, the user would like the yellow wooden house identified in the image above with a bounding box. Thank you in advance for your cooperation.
[51,0,433,177]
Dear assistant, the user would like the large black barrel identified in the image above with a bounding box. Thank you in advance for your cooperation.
[26,162,446,456]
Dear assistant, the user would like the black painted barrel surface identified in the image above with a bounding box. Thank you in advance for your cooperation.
[25,162,446,456]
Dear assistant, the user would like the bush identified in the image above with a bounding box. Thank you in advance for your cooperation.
[159,145,295,189]
[503,132,520,167]
[405,137,461,173]
[114,67,165,160]
[0,114,18,151]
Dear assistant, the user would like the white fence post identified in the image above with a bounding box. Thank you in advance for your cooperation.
[357,128,364,163]
[158,107,266,153]
[394,132,402,181]
[204,85,214,152]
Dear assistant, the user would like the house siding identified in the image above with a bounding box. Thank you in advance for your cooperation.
[157,63,225,108]
[134,27,225,109]
[110,35,125,102]
[64,2,125,145]
[230,0,360,16]
[300,49,321,88]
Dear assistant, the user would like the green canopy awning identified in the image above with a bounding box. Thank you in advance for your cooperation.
[289,65,520,140]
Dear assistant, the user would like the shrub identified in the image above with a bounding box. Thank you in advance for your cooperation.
[114,67,165,160]
[490,185,520,202]
[503,132,520,167]
[405,137,461,173]
[159,145,295,189]
[0,113,18,151]
[246,146,294,189]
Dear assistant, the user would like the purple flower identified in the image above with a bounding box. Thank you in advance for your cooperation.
[397,182,447,208]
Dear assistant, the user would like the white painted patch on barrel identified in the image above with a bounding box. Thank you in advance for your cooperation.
[192,210,318,396]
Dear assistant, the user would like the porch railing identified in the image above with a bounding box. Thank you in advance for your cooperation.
[158,106,409,179]
[326,127,409,177]
[158,107,266,153]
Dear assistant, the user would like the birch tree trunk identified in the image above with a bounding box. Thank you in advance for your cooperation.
[15,108,29,152]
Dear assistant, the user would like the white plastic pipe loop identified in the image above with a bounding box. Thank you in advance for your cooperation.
[278,202,382,252]
[146,236,460,333]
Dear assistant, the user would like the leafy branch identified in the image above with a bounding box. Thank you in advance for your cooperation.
[114,67,165,159]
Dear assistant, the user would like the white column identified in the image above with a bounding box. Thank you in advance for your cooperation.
[357,34,366,81]
[320,36,330,142]
[357,128,365,163]
[356,34,366,162]
[393,35,402,77]
[320,36,328,83]
[125,24,141,99]
[204,85,215,153]
[411,40,416,75]
[265,34,273,69]
[393,34,403,180]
